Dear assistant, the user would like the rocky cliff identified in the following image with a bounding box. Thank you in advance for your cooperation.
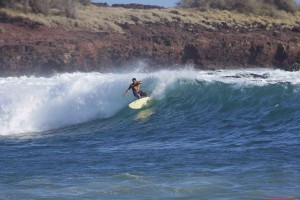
[0,5,300,76]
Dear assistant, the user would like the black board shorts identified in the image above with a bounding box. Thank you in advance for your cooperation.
[134,91,147,98]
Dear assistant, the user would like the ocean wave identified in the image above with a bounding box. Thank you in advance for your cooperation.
[0,68,300,135]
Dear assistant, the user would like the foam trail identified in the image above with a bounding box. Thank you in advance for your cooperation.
[1,68,300,135]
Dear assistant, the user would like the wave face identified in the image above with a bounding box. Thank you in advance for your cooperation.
[1,68,300,135]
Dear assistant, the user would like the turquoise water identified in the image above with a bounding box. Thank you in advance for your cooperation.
[0,69,299,199]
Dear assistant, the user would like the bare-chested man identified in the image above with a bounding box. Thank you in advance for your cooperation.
[124,78,148,99]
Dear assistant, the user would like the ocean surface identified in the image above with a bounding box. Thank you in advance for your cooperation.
[0,69,299,199]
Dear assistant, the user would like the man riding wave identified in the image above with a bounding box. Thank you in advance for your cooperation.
[124,78,148,99]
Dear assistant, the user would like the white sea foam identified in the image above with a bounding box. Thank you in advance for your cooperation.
[0,68,299,135]
[0,73,132,135]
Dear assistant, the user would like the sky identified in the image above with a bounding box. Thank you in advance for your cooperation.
[93,0,300,8]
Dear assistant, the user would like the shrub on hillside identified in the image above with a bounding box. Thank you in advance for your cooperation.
[232,0,265,13]
[50,0,66,10]
[177,0,299,14]
[273,0,298,13]
[64,0,77,19]
[0,0,79,18]
[177,0,205,8]
[178,0,260,12]
[0,0,16,9]
[30,0,50,15]
[79,0,91,6]
[20,0,30,13]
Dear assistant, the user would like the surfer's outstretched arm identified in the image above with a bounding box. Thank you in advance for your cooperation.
[124,85,131,97]
[124,89,129,97]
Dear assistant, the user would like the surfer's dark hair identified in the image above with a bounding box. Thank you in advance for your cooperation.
[132,78,136,81]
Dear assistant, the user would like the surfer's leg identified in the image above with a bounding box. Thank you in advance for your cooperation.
[134,92,141,99]
[140,91,147,97]
[138,91,146,98]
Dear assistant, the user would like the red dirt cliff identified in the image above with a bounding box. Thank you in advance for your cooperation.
[0,9,300,76]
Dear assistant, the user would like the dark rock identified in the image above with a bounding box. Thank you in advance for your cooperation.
[272,31,279,37]
[291,26,300,33]
[275,44,288,63]
[289,63,300,71]
[119,23,130,30]
[182,44,201,65]
[249,73,270,79]
[248,44,264,65]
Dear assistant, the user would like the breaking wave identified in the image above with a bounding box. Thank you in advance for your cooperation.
[1,68,300,135]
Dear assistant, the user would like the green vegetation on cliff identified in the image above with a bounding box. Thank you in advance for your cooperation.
[0,0,91,18]
[0,0,299,33]
[177,0,300,16]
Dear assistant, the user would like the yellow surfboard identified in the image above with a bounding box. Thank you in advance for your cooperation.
[129,97,151,110]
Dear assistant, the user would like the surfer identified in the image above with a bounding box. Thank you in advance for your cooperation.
[124,78,148,99]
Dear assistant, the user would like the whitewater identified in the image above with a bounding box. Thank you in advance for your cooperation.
[1,68,300,199]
